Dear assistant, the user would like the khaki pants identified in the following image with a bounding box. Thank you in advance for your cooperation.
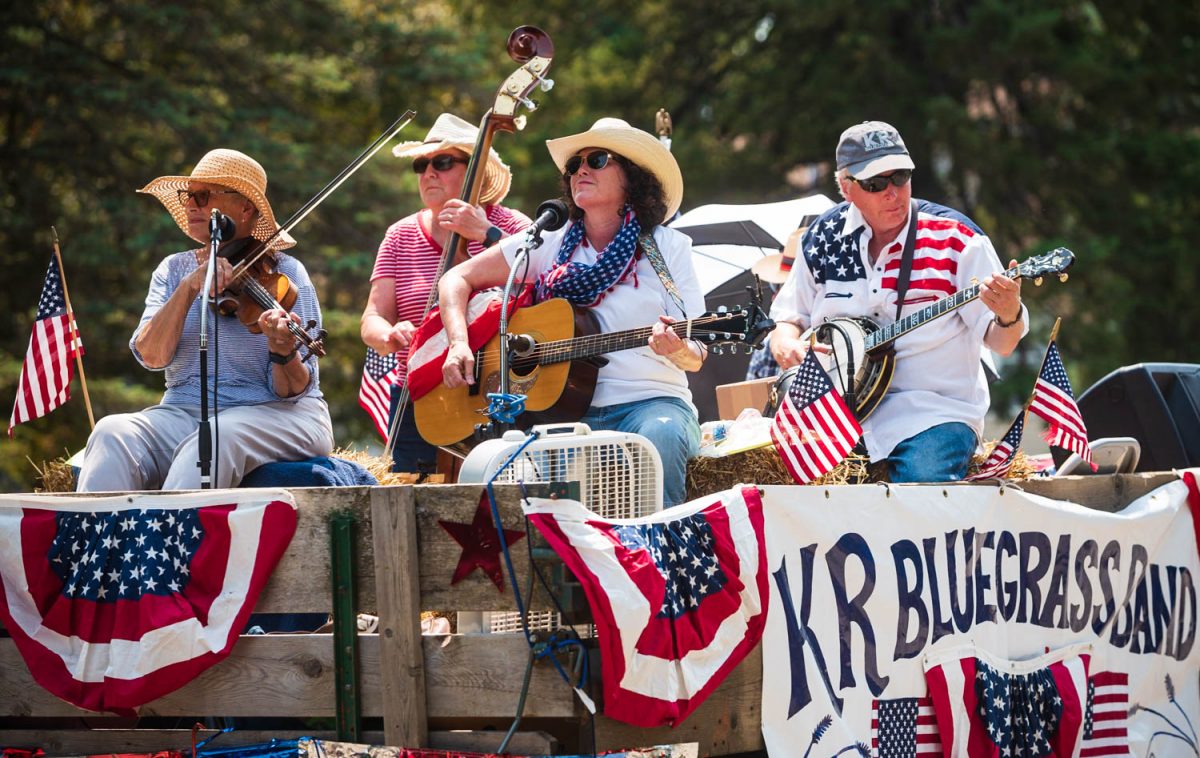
[76,397,334,492]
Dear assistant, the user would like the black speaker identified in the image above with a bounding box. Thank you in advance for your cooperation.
[1054,363,1200,472]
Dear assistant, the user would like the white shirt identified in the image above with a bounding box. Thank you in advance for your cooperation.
[770,200,1029,461]
[500,223,706,410]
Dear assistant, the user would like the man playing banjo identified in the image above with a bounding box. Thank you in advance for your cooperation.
[769,121,1026,482]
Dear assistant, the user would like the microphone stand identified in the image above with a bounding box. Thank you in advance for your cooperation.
[196,210,226,489]
[479,226,548,441]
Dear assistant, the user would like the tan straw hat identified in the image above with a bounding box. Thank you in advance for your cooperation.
[138,149,295,249]
[751,226,807,284]
[546,117,684,224]
[391,113,513,205]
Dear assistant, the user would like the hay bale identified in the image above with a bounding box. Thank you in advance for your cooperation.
[686,437,1036,500]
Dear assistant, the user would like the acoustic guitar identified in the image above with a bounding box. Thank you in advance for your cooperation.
[414,297,774,446]
[770,247,1076,422]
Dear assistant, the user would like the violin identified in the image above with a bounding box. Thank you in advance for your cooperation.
[211,237,313,347]
[211,110,418,360]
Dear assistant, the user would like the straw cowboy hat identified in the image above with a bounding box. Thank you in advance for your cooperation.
[751,226,807,284]
[391,113,513,206]
[546,117,684,224]
[138,149,295,250]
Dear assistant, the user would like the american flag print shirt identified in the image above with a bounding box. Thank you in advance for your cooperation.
[768,199,1028,461]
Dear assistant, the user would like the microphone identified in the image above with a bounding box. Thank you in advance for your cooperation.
[209,210,237,241]
[527,199,569,238]
[509,333,536,355]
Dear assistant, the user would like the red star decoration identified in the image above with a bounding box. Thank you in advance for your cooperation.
[438,492,525,592]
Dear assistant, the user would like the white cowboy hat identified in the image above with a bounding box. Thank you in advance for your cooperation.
[391,113,513,205]
[138,149,295,249]
[546,117,684,224]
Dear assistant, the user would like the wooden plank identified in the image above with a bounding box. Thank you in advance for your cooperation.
[371,486,428,747]
[254,486,373,613]
[1,634,574,720]
[423,633,577,719]
[0,729,556,756]
[255,485,567,614]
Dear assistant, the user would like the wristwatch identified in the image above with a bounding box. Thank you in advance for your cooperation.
[269,347,298,365]
[483,225,503,247]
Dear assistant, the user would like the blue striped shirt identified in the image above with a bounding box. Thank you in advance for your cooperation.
[130,249,324,406]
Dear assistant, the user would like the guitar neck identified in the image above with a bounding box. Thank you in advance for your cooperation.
[518,317,711,366]
[865,268,1019,351]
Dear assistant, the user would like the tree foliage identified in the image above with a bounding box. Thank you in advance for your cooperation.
[1,0,1196,490]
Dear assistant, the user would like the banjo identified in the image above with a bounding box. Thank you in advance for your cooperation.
[770,247,1076,421]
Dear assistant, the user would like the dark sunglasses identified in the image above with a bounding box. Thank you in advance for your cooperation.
[412,154,468,174]
[564,151,613,177]
[849,169,913,193]
[177,189,241,208]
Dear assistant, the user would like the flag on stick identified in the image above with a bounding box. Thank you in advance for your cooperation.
[1028,333,1094,469]
[9,253,85,436]
[770,350,862,484]
[358,347,400,440]
[965,412,1026,481]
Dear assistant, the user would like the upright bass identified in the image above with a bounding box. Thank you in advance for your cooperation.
[384,26,555,456]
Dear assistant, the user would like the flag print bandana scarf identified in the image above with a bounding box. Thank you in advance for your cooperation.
[535,210,641,306]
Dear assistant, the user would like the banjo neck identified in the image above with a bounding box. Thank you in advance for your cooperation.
[863,267,1020,352]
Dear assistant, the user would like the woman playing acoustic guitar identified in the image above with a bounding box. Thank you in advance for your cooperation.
[439,118,706,507]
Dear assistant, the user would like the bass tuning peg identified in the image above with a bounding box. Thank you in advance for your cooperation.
[1034,277,1044,286]
[1058,273,1068,283]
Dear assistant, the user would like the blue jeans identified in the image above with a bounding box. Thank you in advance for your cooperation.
[388,384,438,475]
[886,422,978,483]
[581,397,700,508]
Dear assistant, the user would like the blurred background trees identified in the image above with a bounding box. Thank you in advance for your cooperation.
[1,0,1196,490]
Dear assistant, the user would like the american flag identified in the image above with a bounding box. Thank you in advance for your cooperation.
[1029,341,1094,467]
[358,347,400,440]
[0,490,297,715]
[1080,671,1132,757]
[925,647,1089,757]
[965,412,1025,482]
[8,255,84,436]
[770,350,862,484]
[872,697,943,756]
[522,486,767,728]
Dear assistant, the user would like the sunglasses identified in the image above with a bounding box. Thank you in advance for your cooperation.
[564,151,613,177]
[412,154,468,174]
[848,169,913,193]
[177,189,241,208]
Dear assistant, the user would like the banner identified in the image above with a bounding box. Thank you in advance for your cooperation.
[0,489,297,715]
[761,473,1200,756]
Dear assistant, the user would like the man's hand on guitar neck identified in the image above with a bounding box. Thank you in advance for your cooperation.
[769,323,831,370]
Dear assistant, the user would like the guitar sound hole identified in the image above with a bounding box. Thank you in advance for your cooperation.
[510,358,538,378]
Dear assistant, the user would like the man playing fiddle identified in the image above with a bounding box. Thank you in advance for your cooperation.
[77,149,334,491]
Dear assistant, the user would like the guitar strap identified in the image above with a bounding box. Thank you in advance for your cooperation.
[893,199,919,321]
[639,232,688,317]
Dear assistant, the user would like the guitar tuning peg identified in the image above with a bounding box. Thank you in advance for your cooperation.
[1058,273,1068,283]
[513,115,527,131]
[717,305,728,314]
[520,97,538,112]
[1034,276,1044,287]
[711,345,724,356]
[539,77,555,93]
[306,319,318,330]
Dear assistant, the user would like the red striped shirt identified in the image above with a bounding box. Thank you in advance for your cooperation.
[369,205,530,384]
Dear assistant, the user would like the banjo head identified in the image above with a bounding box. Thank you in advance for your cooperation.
[766,316,888,418]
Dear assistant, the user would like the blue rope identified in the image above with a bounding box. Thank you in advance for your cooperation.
[484,432,590,696]
[485,429,542,639]
[486,392,527,424]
